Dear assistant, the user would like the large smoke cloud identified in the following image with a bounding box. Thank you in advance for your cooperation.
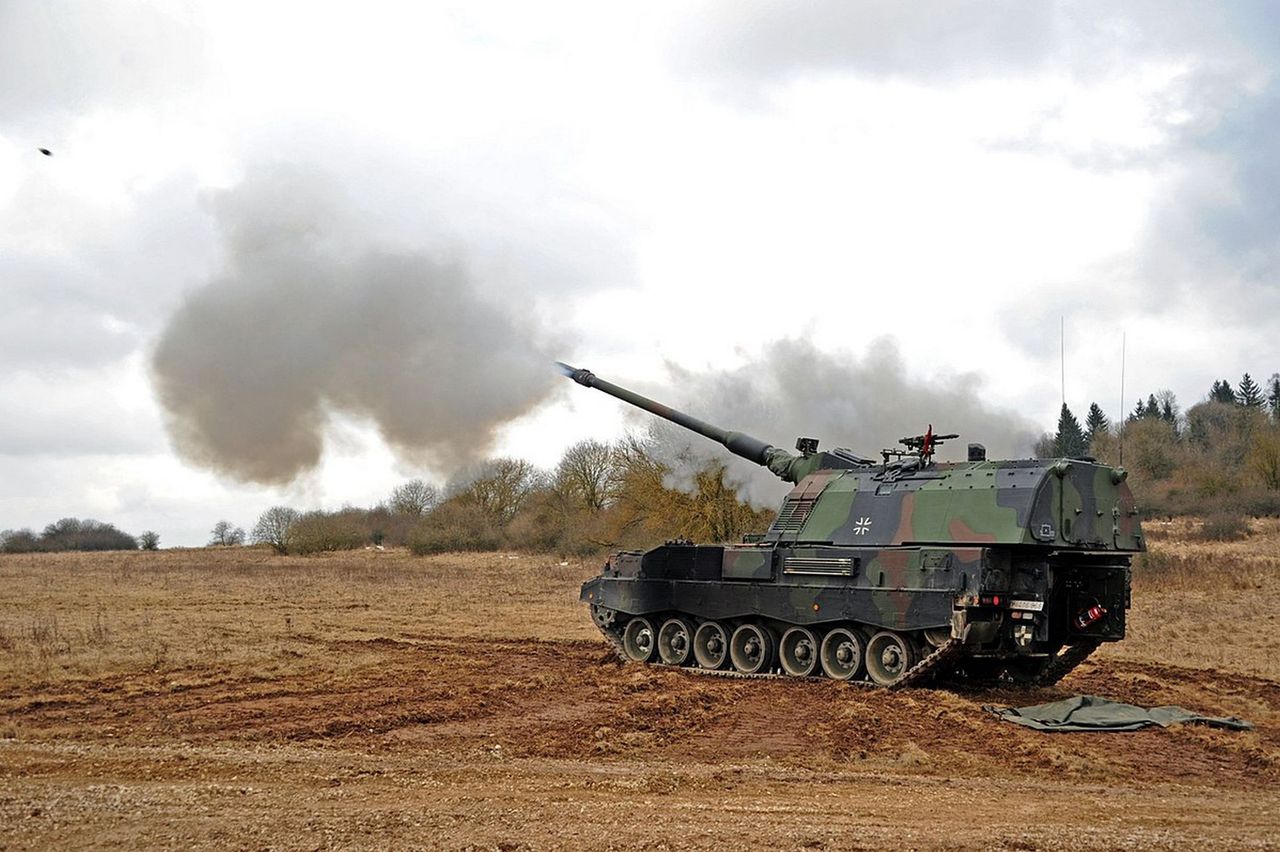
[638,338,1039,505]
[151,165,557,484]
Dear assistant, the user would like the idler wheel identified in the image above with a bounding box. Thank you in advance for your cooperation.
[865,630,917,686]
[693,621,730,670]
[657,617,695,666]
[591,605,618,629]
[819,627,865,681]
[779,626,821,677]
[622,617,657,663]
[729,623,776,675]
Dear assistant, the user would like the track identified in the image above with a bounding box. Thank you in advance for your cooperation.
[597,613,994,689]
[1035,640,1103,686]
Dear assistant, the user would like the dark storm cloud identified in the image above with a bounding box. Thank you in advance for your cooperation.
[151,165,560,484]
[635,338,1038,504]
[0,0,205,125]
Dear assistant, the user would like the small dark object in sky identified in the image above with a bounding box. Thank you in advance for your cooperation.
[39,148,52,156]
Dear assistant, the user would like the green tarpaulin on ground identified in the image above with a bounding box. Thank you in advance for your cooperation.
[986,694,1253,732]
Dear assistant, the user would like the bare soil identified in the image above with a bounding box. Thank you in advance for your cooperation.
[1,525,1278,850]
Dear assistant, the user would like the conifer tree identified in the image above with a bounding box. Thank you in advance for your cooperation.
[1053,403,1088,458]
[1155,390,1179,430]
[1238,373,1264,407]
[1209,379,1237,404]
[1146,393,1160,417]
[1084,402,1109,443]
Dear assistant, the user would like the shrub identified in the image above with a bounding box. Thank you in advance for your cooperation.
[138,531,161,550]
[290,511,366,555]
[1196,513,1250,542]
[409,501,501,555]
[39,518,137,551]
[0,528,42,553]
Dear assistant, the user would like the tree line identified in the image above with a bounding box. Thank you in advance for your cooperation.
[10,371,1279,557]
[193,430,774,557]
[1041,372,1280,516]
[0,518,159,553]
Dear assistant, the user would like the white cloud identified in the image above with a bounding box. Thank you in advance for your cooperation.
[4,1,1280,544]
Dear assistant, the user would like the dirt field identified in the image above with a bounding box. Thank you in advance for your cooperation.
[2,521,1278,850]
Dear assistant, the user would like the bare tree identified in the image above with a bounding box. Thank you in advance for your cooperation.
[138,530,161,550]
[389,479,438,516]
[554,439,615,511]
[251,506,300,554]
[209,520,246,546]
[447,457,545,524]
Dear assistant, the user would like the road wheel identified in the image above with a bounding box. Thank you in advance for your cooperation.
[819,627,865,681]
[622,617,657,663]
[693,621,729,670]
[657,617,695,666]
[865,630,917,686]
[729,623,776,675]
[779,626,820,677]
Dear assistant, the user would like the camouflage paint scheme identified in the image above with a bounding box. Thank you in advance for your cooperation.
[562,363,1144,676]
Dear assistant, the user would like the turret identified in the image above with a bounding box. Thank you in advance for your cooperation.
[556,362,869,483]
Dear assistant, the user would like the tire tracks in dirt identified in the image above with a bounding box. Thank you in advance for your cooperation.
[4,637,1276,790]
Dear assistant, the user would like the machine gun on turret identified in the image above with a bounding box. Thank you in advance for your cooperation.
[880,425,960,465]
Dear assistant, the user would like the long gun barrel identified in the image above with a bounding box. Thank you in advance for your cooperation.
[557,362,804,479]
[557,362,772,463]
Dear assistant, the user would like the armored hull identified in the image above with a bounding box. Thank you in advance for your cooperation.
[561,363,1143,687]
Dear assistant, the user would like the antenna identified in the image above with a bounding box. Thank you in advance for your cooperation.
[1060,316,1065,408]
[1118,331,1126,466]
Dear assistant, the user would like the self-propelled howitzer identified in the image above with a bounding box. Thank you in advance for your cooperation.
[561,362,1144,687]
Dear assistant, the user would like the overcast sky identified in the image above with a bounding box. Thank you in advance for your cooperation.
[3,1,1279,545]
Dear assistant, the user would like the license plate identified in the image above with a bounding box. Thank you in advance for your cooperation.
[1010,599,1044,611]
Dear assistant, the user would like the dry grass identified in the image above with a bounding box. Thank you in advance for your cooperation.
[0,547,600,692]
[1,529,1278,849]
[1105,516,1280,679]
[5,520,1279,687]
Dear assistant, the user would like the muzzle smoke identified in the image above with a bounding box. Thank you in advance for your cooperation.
[642,338,1039,505]
[151,166,556,484]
